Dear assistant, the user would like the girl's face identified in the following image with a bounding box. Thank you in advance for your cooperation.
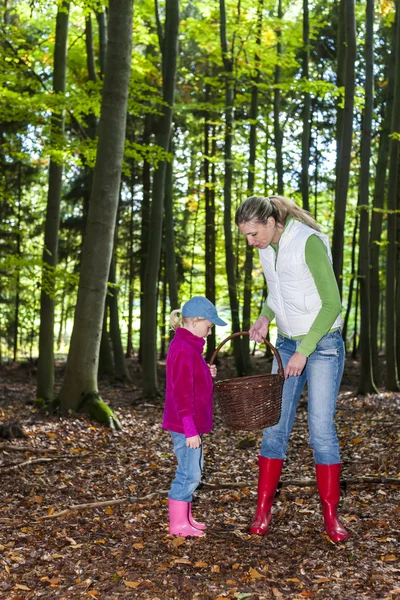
[238,218,282,249]
[186,319,214,339]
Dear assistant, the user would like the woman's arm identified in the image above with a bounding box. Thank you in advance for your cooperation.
[297,235,342,357]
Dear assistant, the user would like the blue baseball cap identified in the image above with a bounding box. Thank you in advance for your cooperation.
[181,296,227,326]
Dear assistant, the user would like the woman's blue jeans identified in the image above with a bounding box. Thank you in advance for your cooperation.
[261,330,345,465]
[168,431,204,502]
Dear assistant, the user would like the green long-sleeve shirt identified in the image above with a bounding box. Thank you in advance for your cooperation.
[260,232,342,357]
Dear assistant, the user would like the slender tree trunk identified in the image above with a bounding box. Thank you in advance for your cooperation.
[385,0,400,390]
[59,0,134,410]
[332,0,356,295]
[301,0,310,211]
[164,142,179,311]
[13,166,22,363]
[141,0,179,397]
[243,0,263,364]
[108,253,130,381]
[352,279,359,359]
[139,111,152,362]
[96,9,108,76]
[126,151,136,358]
[37,1,70,401]
[357,0,377,394]
[342,213,358,347]
[274,0,284,195]
[219,0,246,376]
[98,305,114,378]
[160,259,167,360]
[370,26,393,383]
[205,123,217,361]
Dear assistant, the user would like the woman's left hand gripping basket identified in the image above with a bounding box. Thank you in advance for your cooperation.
[209,331,284,431]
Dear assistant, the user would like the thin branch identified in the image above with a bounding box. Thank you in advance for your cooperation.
[0,444,59,453]
[39,477,400,519]
[1,455,88,473]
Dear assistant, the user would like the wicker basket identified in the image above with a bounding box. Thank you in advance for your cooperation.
[209,331,284,431]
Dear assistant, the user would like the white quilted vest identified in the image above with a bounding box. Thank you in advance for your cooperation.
[259,220,342,337]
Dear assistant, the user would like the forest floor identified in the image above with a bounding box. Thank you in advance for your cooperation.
[0,355,399,600]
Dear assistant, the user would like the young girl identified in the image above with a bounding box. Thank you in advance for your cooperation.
[162,296,227,537]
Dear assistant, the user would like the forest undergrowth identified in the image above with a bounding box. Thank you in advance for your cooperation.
[0,356,399,600]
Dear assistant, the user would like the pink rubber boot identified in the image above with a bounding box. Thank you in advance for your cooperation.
[168,499,204,537]
[189,502,206,530]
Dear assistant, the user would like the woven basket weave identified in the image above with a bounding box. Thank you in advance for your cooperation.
[209,331,284,431]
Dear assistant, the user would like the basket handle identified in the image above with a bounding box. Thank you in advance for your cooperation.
[209,331,284,377]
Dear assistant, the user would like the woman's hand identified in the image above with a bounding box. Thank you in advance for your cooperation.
[249,315,270,343]
[208,364,217,378]
[186,435,202,448]
[285,352,307,379]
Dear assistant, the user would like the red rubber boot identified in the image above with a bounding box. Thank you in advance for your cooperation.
[249,456,284,535]
[315,463,349,543]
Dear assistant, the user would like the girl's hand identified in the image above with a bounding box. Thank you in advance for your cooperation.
[209,364,217,378]
[285,352,307,379]
[186,435,202,449]
[249,315,270,343]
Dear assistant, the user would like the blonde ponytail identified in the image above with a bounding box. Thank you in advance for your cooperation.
[235,195,320,232]
[169,309,183,330]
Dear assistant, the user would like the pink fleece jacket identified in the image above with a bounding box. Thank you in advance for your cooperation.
[162,327,214,436]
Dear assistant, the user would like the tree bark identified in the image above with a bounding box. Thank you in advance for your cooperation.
[108,253,130,381]
[301,0,310,211]
[385,0,400,391]
[219,0,246,376]
[139,110,152,362]
[141,0,179,397]
[164,142,179,311]
[370,25,394,384]
[356,0,377,394]
[59,0,134,410]
[243,0,263,365]
[37,1,70,401]
[274,0,284,195]
[332,0,356,295]
[205,121,217,361]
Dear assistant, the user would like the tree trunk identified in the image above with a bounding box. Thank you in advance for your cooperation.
[160,259,167,360]
[243,0,263,365]
[205,121,217,361]
[164,142,179,311]
[96,9,108,76]
[37,1,70,401]
[139,110,152,362]
[332,0,356,295]
[342,213,358,347]
[219,0,246,376]
[13,166,22,363]
[356,0,377,395]
[141,0,179,398]
[301,0,310,211]
[385,0,400,391]
[98,305,114,378]
[126,148,136,358]
[59,0,134,411]
[274,0,284,195]
[370,24,394,384]
[108,253,130,381]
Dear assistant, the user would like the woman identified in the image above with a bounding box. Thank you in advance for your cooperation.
[235,195,349,543]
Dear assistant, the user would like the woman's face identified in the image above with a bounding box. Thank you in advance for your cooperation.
[238,218,281,249]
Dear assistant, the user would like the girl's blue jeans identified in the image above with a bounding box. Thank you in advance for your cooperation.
[168,431,204,502]
[261,330,345,465]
